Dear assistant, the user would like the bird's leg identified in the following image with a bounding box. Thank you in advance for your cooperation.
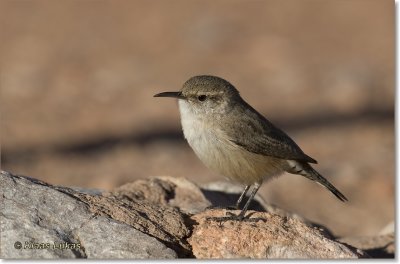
[223,182,261,221]
[235,182,261,220]
[234,185,251,209]
[209,185,251,211]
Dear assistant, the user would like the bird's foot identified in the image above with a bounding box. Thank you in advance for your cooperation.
[205,205,226,210]
[206,211,264,223]
[206,211,247,222]
[205,205,238,210]
[226,210,244,220]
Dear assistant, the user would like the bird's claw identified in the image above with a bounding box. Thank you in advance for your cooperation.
[205,211,245,222]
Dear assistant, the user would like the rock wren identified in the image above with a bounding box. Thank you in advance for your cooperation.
[154,75,347,220]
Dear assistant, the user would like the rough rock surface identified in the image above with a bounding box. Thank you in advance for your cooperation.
[188,209,361,259]
[1,170,393,259]
[201,181,336,238]
[0,171,188,259]
[109,176,211,214]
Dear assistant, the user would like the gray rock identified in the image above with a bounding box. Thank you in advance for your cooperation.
[1,171,375,259]
[0,170,181,259]
[75,216,175,259]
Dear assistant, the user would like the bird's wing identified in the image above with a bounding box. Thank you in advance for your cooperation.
[221,101,317,164]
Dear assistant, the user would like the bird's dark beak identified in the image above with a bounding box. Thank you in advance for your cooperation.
[153,91,185,99]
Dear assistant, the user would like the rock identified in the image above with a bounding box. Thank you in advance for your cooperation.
[76,187,191,256]
[1,170,371,259]
[338,221,395,258]
[109,176,211,214]
[188,209,362,259]
[0,171,186,259]
[75,216,175,259]
[339,233,395,258]
[201,181,335,238]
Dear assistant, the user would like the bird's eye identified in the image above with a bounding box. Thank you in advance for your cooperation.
[197,95,207,101]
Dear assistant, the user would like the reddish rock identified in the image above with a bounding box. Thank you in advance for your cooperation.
[188,209,361,259]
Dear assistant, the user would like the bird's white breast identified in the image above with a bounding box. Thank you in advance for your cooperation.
[178,100,286,185]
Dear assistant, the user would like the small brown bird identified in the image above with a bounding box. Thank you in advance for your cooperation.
[155,75,347,220]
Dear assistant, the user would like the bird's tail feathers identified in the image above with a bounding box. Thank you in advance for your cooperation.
[288,161,348,202]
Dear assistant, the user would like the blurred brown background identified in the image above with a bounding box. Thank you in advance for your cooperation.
[1,0,394,238]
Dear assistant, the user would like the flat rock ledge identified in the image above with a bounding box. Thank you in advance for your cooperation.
[0,170,391,259]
